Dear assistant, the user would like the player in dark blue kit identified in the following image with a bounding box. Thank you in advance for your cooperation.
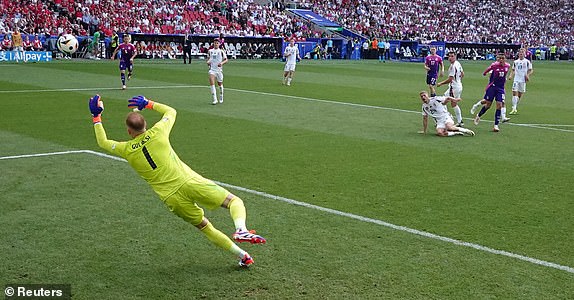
[111,35,137,90]
[473,53,511,132]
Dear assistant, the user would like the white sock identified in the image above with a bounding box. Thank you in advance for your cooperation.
[287,78,292,85]
[219,85,224,100]
[210,85,217,101]
[501,106,507,119]
[234,219,247,233]
[447,132,461,136]
[512,96,519,110]
[229,243,248,258]
[474,100,482,107]
[453,105,462,123]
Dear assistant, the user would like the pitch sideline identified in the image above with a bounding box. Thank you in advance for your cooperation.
[1,149,573,275]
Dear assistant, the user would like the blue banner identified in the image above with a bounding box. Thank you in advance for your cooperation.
[289,9,341,28]
[0,51,53,62]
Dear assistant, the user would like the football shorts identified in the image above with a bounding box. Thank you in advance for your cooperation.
[435,114,454,129]
[208,70,224,82]
[163,179,229,225]
[512,81,526,93]
[284,63,296,72]
[444,84,463,98]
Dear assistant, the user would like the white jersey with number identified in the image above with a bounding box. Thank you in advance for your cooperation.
[422,96,454,129]
[448,60,464,87]
[422,96,451,119]
[512,58,532,83]
[208,48,227,72]
[284,45,299,64]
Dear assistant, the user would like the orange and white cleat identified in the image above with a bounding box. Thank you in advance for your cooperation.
[239,253,254,267]
[233,230,266,244]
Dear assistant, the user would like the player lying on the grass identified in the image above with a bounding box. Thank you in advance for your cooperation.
[88,94,266,267]
[419,91,475,137]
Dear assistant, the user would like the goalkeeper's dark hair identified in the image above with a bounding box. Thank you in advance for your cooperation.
[126,112,146,132]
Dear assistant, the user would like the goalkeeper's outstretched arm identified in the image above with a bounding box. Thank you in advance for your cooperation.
[88,94,126,157]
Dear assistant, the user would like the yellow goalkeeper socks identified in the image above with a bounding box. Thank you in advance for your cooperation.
[200,222,245,257]
[200,222,232,250]
[228,197,247,232]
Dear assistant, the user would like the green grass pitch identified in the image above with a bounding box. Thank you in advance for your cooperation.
[1,58,573,299]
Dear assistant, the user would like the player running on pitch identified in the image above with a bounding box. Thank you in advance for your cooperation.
[507,48,533,115]
[471,53,511,132]
[111,34,137,90]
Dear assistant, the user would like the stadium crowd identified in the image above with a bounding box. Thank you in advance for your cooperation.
[0,0,320,39]
[1,0,572,49]
[306,0,573,47]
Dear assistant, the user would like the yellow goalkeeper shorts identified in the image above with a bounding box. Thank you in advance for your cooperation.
[163,178,229,225]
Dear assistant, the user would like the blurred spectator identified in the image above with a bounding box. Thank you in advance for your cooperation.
[1,0,571,51]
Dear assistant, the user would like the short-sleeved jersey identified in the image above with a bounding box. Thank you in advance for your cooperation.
[422,96,450,119]
[118,43,136,62]
[23,40,33,49]
[33,39,43,50]
[208,48,227,72]
[377,41,385,49]
[2,38,11,49]
[425,54,442,77]
[94,103,209,200]
[448,60,464,86]
[512,58,532,83]
[485,62,510,88]
[284,45,299,64]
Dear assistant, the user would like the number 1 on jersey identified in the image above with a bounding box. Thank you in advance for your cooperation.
[142,146,157,169]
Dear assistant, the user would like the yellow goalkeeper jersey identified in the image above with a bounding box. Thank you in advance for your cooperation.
[94,102,209,200]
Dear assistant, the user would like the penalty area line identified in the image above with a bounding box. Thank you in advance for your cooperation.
[1,149,573,275]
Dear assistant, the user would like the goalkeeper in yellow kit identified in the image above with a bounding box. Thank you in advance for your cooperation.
[89,94,266,267]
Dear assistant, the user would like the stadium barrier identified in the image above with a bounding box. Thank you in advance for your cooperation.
[128,34,283,60]
[5,34,569,61]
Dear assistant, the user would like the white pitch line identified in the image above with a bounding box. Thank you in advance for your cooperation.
[0,85,572,133]
[0,85,194,94]
[0,150,87,160]
[522,124,574,127]
[1,149,573,275]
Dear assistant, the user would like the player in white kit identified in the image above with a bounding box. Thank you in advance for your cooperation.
[207,39,228,105]
[283,39,301,86]
[419,91,475,137]
[437,51,465,126]
[507,48,533,114]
